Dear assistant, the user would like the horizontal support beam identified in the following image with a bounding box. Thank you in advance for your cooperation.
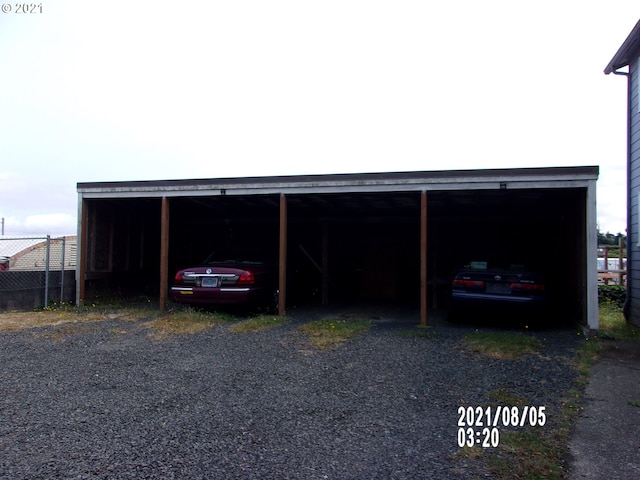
[79,180,597,200]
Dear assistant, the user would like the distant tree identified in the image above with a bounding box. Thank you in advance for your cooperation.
[597,230,627,260]
[598,230,625,247]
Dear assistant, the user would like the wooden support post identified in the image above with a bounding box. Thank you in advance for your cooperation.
[420,191,428,326]
[77,198,88,307]
[159,197,170,311]
[322,223,329,305]
[278,194,287,316]
[108,207,115,272]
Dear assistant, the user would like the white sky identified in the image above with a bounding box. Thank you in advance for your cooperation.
[0,0,638,236]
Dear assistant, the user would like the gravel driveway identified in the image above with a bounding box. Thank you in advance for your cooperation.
[0,308,580,479]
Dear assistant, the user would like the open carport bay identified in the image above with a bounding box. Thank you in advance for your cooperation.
[79,179,590,324]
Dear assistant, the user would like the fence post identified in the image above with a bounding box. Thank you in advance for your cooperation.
[44,235,50,308]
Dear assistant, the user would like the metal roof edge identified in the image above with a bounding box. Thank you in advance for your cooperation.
[605,19,640,74]
[77,166,599,195]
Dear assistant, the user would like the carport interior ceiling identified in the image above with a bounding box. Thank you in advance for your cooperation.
[78,166,597,320]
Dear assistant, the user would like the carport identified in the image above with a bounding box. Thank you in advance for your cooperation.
[76,166,600,329]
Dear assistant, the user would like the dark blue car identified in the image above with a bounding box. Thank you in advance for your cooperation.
[450,261,546,320]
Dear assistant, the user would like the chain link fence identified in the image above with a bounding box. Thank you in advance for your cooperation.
[0,235,77,310]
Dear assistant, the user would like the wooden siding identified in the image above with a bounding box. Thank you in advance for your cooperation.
[5,237,77,271]
[629,58,640,325]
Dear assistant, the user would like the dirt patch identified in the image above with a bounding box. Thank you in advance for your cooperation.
[143,310,231,339]
[0,309,154,333]
[599,339,640,361]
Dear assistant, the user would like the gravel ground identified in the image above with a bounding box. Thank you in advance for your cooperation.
[0,307,581,479]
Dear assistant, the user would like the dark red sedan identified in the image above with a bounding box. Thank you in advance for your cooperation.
[171,250,278,311]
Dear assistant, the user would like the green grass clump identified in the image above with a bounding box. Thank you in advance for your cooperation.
[598,303,640,340]
[145,308,234,339]
[457,305,637,479]
[229,315,289,333]
[299,318,371,350]
[462,332,542,359]
[397,325,436,339]
[488,429,567,480]
[486,388,528,406]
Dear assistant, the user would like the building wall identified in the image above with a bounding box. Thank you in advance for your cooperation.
[9,237,77,271]
[630,57,640,325]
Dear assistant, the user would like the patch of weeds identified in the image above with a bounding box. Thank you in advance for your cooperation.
[81,293,155,310]
[456,306,625,479]
[1,305,172,338]
[229,315,289,333]
[107,327,131,338]
[462,331,542,359]
[486,387,528,407]
[573,337,602,386]
[628,400,640,408]
[1,305,159,338]
[397,327,436,339]
[37,299,104,317]
[560,386,584,413]
[478,388,574,479]
[455,445,484,461]
[598,303,640,340]
[457,423,570,480]
[40,322,104,342]
[0,309,106,333]
[452,445,490,477]
[105,307,159,322]
[298,317,371,350]
[145,308,235,339]
[40,300,78,312]
[463,394,576,480]
[488,429,567,480]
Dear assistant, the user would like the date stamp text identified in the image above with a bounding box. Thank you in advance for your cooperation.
[457,405,547,447]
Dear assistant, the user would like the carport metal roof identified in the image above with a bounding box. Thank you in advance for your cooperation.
[77,166,598,197]
[76,165,600,329]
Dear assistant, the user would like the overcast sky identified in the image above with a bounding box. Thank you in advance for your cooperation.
[1,1,638,236]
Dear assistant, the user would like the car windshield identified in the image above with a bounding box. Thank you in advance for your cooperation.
[463,261,530,272]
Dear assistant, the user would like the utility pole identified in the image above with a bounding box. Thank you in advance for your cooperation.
[1,217,4,235]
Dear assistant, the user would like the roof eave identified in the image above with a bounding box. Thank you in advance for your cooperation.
[76,166,599,198]
[604,19,640,74]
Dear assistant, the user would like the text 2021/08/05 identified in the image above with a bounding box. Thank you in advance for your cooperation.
[457,405,547,448]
